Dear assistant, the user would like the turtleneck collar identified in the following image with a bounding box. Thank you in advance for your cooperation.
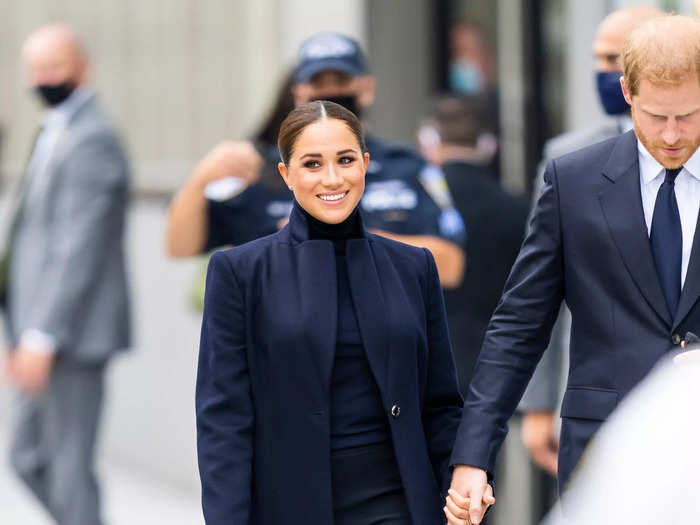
[293,199,362,253]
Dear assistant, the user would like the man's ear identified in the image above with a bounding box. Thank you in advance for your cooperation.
[357,76,376,108]
[620,76,633,106]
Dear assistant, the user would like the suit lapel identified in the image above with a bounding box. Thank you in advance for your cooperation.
[673,209,700,328]
[295,240,338,392]
[346,239,390,397]
[598,131,672,326]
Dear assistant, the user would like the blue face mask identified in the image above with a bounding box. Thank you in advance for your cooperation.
[596,71,629,115]
[450,62,483,95]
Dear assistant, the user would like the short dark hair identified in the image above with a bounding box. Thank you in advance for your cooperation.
[430,94,486,147]
[277,100,367,165]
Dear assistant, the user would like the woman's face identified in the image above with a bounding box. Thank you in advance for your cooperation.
[279,118,369,224]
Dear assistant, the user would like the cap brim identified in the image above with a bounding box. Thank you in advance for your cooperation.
[294,58,364,83]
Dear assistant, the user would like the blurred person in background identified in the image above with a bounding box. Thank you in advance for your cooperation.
[167,71,296,261]
[446,14,700,524]
[420,94,528,395]
[196,101,462,525]
[166,32,466,288]
[447,19,499,180]
[543,352,700,524]
[0,24,130,525]
[518,5,665,481]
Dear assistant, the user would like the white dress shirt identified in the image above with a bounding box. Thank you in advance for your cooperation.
[638,140,700,288]
[19,86,93,354]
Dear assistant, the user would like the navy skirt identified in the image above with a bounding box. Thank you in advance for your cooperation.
[331,442,412,525]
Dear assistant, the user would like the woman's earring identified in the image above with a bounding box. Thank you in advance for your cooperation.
[288,186,293,191]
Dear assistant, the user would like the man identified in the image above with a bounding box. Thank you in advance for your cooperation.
[423,95,529,394]
[166,32,466,287]
[519,5,664,478]
[445,14,700,525]
[1,24,130,525]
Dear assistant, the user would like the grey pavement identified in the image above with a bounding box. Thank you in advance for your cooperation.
[0,434,204,525]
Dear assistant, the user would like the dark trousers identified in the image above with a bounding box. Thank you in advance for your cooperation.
[331,442,412,525]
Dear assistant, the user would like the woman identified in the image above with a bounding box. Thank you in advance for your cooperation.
[196,101,463,525]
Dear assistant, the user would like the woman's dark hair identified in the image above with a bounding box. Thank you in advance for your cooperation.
[277,100,367,165]
[252,71,296,147]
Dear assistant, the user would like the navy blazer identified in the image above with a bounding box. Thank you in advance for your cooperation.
[196,204,463,524]
[450,130,700,492]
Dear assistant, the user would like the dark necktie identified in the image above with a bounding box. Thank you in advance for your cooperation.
[650,167,683,316]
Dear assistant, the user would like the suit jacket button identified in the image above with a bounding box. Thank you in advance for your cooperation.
[672,333,682,345]
[391,404,401,418]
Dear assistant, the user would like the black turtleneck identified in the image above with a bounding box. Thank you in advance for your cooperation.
[299,201,363,255]
[296,201,391,451]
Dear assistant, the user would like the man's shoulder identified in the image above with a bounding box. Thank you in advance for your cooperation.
[553,132,623,171]
[543,122,620,161]
[69,96,122,145]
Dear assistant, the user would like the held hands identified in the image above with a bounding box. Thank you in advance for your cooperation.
[193,141,263,186]
[521,411,558,476]
[445,465,495,525]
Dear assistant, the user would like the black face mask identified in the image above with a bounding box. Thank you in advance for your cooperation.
[34,81,75,107]
[312,95,362,119]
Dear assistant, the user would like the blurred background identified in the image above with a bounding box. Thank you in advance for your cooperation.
[0,1,697,524]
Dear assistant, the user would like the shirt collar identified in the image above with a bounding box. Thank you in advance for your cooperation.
[44,85,93,127]
[637,138,700,184]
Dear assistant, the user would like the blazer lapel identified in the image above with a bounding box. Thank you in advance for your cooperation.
[673,209,700,328]
[286,205,338,391]
[295,240,338,392]
[598,131,672,326]
[346,238,390,398]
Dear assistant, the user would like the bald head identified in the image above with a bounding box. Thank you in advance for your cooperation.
[23,24,88,93]
[593,6,664,72]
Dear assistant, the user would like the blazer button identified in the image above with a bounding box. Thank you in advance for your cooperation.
[391,404,401,419]
[672,333,682,345]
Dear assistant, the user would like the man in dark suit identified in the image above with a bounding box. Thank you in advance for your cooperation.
[422,95,529,394]
[1,25,130,525]
[444,14,700,525]
[519,5,664,479]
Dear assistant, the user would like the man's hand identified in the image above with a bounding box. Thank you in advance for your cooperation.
[11,347,54,394]
[521,410,558,476]
[193,141,263,186]
[446,465,495,525]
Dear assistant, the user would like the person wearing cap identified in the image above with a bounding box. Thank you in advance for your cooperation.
[166,32,466,288]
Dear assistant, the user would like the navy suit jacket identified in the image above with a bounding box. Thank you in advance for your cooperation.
[450,130,700,492]
[196,204,463,524]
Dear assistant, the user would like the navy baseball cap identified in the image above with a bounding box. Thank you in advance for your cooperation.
[294,32,368,83]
